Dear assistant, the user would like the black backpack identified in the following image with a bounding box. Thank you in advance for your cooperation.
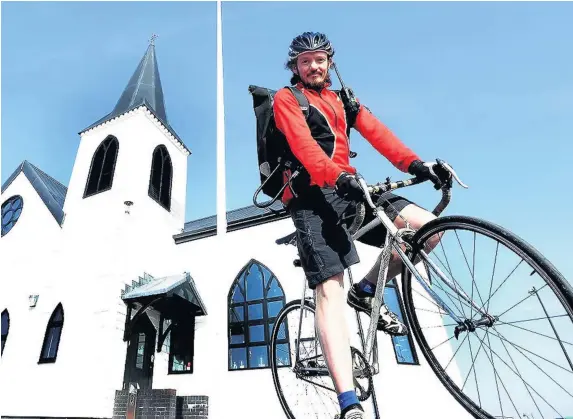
[249,85,308,208]
[248,85,356,209]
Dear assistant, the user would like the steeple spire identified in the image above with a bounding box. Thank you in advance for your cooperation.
[112,35,167,123]
[79,36,190,155]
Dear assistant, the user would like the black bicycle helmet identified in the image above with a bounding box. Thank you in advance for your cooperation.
[287,31,334,63]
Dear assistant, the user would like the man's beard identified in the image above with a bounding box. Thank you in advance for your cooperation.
[304,70,331,90]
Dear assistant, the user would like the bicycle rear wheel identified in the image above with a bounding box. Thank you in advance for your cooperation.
[401,215,573,419]
[270,298,373,419]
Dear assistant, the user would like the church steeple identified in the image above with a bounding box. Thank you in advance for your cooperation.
[112,34,167,124]
[81,35,179,135]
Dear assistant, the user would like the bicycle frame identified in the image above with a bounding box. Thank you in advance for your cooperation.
[288,160,478,387]
[350,162,484,364]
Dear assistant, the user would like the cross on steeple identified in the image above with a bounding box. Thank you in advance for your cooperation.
[149,34,158,46]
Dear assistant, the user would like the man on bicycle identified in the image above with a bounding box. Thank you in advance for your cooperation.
[273,31,451,418]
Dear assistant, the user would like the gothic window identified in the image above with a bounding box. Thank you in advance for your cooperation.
[84,136,119,198]
[1,309,9,356]
[228,260,289,370]
[39,303,64,364]
[148,145,172,211]
[385,279,419,365]
[2,195,24,237]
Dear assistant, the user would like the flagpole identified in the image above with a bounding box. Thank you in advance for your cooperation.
[216,0,227,235]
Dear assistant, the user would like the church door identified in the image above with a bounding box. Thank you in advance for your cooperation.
[123,313,156,390]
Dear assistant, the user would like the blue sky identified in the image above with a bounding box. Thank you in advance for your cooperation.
[222,1,573,283]
[1,1,572,280]
[1,1,216,220]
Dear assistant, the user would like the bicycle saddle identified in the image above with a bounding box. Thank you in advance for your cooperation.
[275,231,297,246]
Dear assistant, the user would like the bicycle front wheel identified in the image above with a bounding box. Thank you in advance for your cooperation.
[401,215,573,419]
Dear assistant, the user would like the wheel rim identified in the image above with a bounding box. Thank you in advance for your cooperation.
[404,218,573,419]
[270,301,340,419]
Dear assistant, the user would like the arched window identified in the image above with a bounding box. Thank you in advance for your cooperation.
[227,259,289,370]
[39,303,64,363]
[1,309,9,356]
[148,145,172,211]
[84,135,119,198]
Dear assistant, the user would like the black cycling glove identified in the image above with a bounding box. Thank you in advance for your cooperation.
[335,172,364,202]
[408,160,451,190]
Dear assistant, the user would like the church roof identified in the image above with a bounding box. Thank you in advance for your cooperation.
[1,160,67,226]
[1,161,287,237]
[173,200,289,244]
[79,42,190,154]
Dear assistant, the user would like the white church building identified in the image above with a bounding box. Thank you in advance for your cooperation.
[0,42,471,419]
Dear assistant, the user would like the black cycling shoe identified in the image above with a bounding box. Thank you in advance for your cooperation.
[347,283,408,336]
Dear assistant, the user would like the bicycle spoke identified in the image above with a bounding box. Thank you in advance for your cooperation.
[454,230,486,310]
[416,306,449,316]
[430,334,457,351]
[420,323,458,330]
[492,328,545,418]
[444,332,470,372]
[486,242,499,314]
[298,375,335,394]
[531,286,573,372]
[481,329,522,418]
[498,283,548,318]
[489,326,573,374]
[475,331,565,418]
[412,287,451,313]
[479,259,524,314]
[488,328,573,398]
[459,333,484,408]
[497,314,569,326]
[435,239,468,318]
[494,321,573,346]
[485,331,505,419]
[413,276,467,320]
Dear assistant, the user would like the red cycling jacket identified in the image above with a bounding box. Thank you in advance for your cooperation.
[273,81,420,204]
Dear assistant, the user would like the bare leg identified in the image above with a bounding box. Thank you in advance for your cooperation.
[363,204,440,286]
[315,272,354,394]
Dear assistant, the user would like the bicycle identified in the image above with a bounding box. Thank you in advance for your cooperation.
[269,160,573,419]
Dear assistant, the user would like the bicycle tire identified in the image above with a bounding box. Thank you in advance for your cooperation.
[401,215,573,419]
[270,298,375,418]
[270,298,318,419]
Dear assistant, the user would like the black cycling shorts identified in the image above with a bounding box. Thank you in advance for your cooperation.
[287,186,416,289]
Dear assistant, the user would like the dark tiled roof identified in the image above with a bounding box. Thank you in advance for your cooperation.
[1,161,67,225]
[79,43,190,154]
[173,199,289,243]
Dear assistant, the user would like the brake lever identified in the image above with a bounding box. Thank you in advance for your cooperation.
[355,174,378,211]
[436,158,469,189]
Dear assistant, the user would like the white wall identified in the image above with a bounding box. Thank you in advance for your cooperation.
[0,189,471,418]
[0,174,64,297]
[165,219,471,419]
[1,107,470,418]
[63,106,188,237]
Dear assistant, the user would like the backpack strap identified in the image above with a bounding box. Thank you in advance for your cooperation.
[286,86,310,119]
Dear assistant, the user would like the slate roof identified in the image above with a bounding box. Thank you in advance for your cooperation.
[173,199,289,243]
[79,43,190,154]
[1,160,68,226]
[1,160,286,237]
